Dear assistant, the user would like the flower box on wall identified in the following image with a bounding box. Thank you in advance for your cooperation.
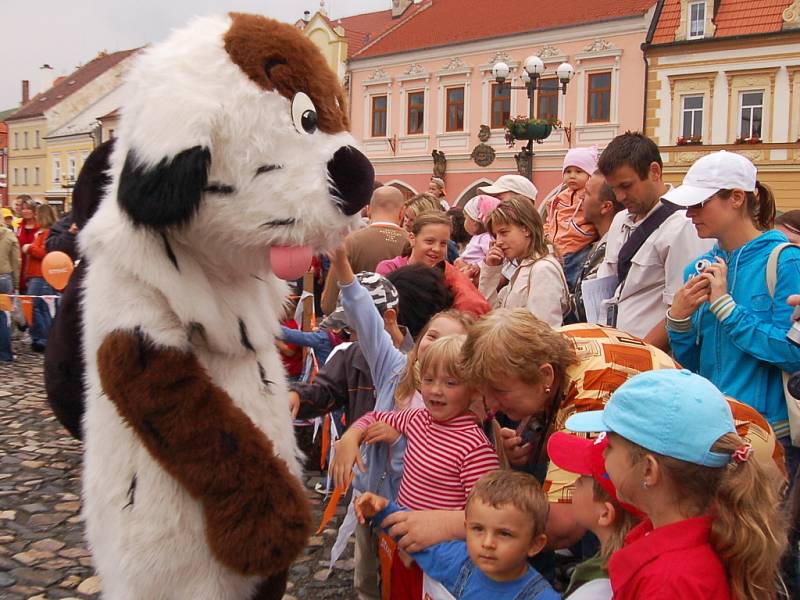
[734,136,762,145]
[676,135,702,146]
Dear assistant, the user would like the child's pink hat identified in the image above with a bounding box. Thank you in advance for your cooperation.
[464,194,501,224]
[563,145,599,175]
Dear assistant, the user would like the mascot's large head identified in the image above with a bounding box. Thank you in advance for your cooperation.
[110,12,374,276]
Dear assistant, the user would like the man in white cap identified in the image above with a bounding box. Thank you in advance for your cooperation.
[479,174,539,204]
[597,133,712,350]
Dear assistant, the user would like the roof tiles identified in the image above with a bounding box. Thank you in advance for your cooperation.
[651,0,790,44]
[7,48,139,121]
[353,0,656,59]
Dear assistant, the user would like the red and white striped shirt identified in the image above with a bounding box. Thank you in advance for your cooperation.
[353,408,500,511]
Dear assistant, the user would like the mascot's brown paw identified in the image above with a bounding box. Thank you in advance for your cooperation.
[97,329,312,577]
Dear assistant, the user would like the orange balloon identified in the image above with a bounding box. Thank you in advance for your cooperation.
[42,251,74,291]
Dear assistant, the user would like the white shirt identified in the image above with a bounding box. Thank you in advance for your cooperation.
[568,578,613,600]
[597,202,714,338]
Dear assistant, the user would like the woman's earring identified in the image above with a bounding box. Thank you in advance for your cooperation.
[641,481,650,489]
[544,386,551,394]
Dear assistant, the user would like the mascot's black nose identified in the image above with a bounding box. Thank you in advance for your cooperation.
[327,146,375,216]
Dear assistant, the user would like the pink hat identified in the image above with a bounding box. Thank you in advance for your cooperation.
[464,194,501,224]
[563,146,599,176]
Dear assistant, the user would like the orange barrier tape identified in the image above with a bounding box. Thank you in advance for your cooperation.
[315,483,347,535]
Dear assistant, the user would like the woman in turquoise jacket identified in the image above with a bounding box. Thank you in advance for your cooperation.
[664,151,800,480]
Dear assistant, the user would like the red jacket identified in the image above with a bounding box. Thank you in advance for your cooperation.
[24,227,49,279]
[609,516,731,600]
[442,261,491,317]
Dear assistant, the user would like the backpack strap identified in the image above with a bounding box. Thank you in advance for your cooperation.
[766,243,800,299]
[513,570,552,600]
[616,202,681,284]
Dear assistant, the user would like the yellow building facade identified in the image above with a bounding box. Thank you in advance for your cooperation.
[7,116,48,201]
[645,0,800,211]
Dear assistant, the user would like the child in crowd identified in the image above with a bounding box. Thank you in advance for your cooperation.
[277,300,304,381]
[355,470,559,600]
[544,146,599,290]
[546,432,641,599]
[566,369,788,600]
[332,335,500,599]
[479,196,570,327]
[457,195,501,275]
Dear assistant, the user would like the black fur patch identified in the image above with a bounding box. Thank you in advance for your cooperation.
[123,473,137,509]
[162,234,179,271]
[204,182,236,195]
[118,146,210,229]
[263,57,288,81]
[239,318,255,352]
[326,146,374,216]
[257,362,274,389]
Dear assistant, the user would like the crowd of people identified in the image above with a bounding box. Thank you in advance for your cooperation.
[3,130,800,598]
[286,132,800,599]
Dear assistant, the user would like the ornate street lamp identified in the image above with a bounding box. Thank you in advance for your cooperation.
[492,55,575,182]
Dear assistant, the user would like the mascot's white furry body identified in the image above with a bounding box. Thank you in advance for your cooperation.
[79,14,373,599]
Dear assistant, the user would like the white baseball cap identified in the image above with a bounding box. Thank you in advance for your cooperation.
[662,150,757,207]
[478,174,538,202]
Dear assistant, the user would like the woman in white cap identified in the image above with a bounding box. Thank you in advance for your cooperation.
[665,150,800,481]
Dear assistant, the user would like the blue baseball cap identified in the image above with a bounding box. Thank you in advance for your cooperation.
[565,369,736,468]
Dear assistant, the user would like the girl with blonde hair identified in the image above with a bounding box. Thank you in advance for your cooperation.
[567,369,788,600]
[479,195,570,327]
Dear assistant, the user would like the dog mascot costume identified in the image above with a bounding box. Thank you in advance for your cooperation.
[79,13,373,599]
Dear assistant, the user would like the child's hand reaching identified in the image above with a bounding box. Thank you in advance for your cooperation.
[363,422,401,445]
[330,430,366,489]
[354,492,390,524]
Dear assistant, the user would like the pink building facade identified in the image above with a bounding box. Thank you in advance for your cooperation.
[347,2,657,206]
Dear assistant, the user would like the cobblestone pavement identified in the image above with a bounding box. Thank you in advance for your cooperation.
[0,338,356,599]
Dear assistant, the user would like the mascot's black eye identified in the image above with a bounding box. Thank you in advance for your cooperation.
[291,92,318,135]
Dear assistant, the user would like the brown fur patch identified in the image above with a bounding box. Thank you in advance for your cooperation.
[224,13,348,133]
[97,329,312,577]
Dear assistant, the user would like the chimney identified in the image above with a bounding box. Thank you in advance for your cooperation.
[40,63,55,94]
[22,80,30,105]
[303,10,311,21]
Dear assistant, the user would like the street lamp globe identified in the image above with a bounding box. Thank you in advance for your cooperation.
[492,61,510,83]
[523,55,545,77]
[556,62,575,84]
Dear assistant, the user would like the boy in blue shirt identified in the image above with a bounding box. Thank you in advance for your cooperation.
[355,470,559,600]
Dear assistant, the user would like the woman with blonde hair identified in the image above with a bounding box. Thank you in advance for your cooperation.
[479,195,570,327]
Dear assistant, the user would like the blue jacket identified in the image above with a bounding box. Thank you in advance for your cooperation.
[340,279,408,498]
[279,326,336,366]
[668,230,800,434]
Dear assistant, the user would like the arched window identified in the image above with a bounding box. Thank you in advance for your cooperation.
[454,179,494,208]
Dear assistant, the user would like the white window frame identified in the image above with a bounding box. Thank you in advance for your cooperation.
[688,1,705,39]
[23,131,28,149]
[35,130,40,148]
[34,166,40,185]
[370,94,388,138]
[681,94,704,138]
[53,157,61,183]
[23,167,28,185]
[405,89,426,136]
[68,154,77,180]
[739,90,764,139]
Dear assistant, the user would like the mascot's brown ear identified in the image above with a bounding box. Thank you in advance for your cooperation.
[118,146,210,229]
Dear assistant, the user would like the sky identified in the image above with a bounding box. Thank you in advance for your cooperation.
[0,0,388,110]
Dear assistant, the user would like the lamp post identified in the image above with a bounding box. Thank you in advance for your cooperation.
[492,56,575,183]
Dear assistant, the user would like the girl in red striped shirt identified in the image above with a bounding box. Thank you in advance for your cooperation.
[332,334,500,599]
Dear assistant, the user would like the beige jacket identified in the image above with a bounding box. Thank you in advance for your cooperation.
[0,227,20,288]
[479,255,569,328]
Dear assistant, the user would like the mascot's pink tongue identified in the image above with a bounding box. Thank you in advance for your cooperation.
[269,245,313,280]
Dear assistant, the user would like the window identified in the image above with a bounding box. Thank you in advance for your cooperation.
[35,130,40,148]
[407,91,425,135]
[446,87,465,132]
[13,168,18,185]
[53,157,61,183]
[13,133,18,149]
[490,83,510,129]
[23,131,28,149]
[681,95,703,138]
[371,95,387,137]
[688,2,705,39]
[23,168,28,185]
[587,72,611,123]
[34,167,40,185]
[108,129,115,139]
[739,91,763,139]
[68,155,77,179]
[537,78,559,121]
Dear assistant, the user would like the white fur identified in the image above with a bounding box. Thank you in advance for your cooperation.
[80,14,362,599]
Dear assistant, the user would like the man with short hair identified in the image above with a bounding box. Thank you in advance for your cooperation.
[479,174,538,204]
[321,185,408,315]
[571,172,624,322]
[597,132,713,349]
